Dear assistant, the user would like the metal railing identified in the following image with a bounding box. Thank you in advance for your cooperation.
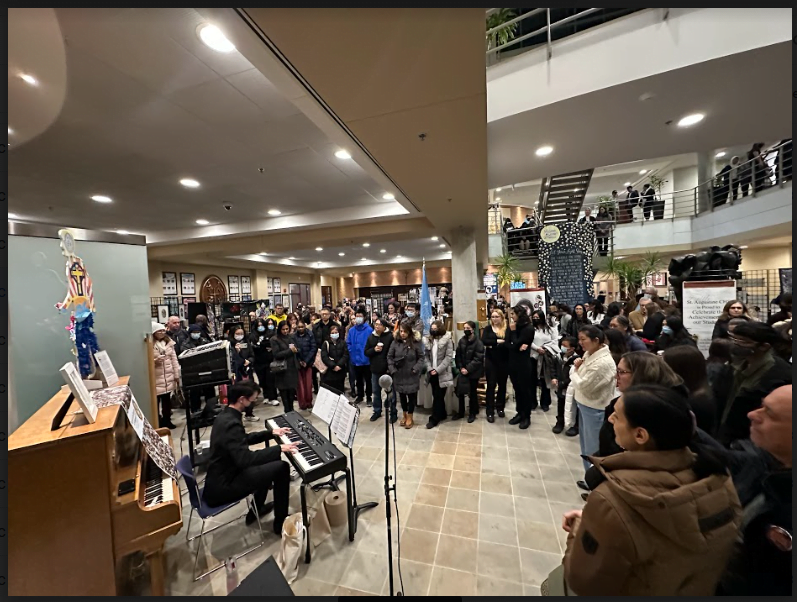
[486,8,642,63]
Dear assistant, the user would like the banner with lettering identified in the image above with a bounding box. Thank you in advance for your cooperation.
[537,223,596,309]
[682,281,737,356]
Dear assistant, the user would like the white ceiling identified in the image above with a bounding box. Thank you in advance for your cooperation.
[487,42,792,190]
[8,8,409,235]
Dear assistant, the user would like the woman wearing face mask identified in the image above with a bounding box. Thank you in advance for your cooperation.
[321,324,349,393]
[366,319,397,423]
[553,336,579,435]
[424,320,454,429]
[152,323,181,429]
[270,321,300,413]
[481,309,510,421]
[229,326,258,420]
[249,318,280,406]
[454,321,485,423]
[507,306,535,429]
[559,385,741,596]
[530,309,557,412]
[388,322,424,428]
[566,303,591,338]
[655,315,696,352]
[712,300,750,340]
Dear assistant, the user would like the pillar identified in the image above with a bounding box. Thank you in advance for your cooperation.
[450,227,478,340]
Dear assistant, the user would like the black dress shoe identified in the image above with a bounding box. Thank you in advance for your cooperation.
[508,414,522,425]
[426,420,438,429]
[581,492,589,502]
[390,414,398,424]
[577,480,590,492]
[246,502,275,525]
[486,414,495,424]
[497,409,505,418]
[565,426,579,437]
[541,406,550,412]
[552,421,564,434]
[519,418,531,429]
[467,415,476,424]
[370,412,381,422]
[451,412,463,421]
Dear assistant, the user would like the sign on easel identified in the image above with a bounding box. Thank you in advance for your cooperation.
[94,350,120,387]
[683,280,737,356]
[59,362,99,423]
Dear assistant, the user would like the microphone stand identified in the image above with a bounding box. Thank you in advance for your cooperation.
[380,376,398,597]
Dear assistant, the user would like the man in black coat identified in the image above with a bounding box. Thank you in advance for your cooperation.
[364,318,396,423]
[719,385,792,596]
[454,322,485,423]
[717,322,793,447]
[203,382,298,533]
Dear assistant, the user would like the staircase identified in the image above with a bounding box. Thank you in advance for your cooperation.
[538,169,594,224]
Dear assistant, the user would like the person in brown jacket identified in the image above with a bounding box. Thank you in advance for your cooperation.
[560,385,741,596]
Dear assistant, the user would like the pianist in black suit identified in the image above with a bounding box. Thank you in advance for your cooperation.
[204,382,298,533]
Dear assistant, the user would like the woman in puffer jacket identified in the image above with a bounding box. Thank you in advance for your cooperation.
[424,320,455,429]
[152,322,180,429]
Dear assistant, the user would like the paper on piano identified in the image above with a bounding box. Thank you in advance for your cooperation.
[312,386,340,425]
[94,350,120,387]
[331,394,358,448]
[60,362,99,423]
[126,395,146,441]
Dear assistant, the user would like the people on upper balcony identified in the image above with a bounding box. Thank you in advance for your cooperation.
[641,183,655,221]
[578,207,596,224]
[622,185,639,224]
[594,205,612,256]
[774,138,792,185]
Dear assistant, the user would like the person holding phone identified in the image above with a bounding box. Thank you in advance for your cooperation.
[507,306,535,429]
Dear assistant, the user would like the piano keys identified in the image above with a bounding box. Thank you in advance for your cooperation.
[8,377,182,596]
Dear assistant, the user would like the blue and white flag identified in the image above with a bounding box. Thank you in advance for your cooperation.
[420,260,433,336]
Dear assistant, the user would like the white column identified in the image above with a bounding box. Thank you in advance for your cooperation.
[450,227,478,341]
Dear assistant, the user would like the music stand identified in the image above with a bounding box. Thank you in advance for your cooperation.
[339,405,377,534]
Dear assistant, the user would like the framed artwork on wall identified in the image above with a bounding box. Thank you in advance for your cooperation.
[267,279,273,295]
[162,272,178,296]
[273,277,281,293]
[157,305,169,323]
[241,276,251,295]
[228,275,240,296]
[180,272,196,295]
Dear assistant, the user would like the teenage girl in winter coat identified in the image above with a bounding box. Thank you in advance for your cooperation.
[152,322,180,429]
[424,320,455,429]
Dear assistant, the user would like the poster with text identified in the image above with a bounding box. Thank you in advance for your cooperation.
[682,281,737,356]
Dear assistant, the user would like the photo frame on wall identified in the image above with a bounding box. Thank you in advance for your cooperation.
[182,297,196,322]
[162,272,178,296]
[180,272,196,295]
[241,276,251,295]
[228,275,240,295]
[267,279,273,295]
[273,277,281,293]
[157,305,169,323]
[646,272,667,287]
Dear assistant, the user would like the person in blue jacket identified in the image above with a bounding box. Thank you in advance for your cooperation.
[347,306,374,405]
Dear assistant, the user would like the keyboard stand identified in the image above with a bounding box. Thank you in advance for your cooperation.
[347,446,377,535]
[311,423,346,493]
[301,467,354,564]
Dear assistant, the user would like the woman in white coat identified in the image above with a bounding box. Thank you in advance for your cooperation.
[152,322,181,429]
[569,325,617,476]
[424,320,455,429]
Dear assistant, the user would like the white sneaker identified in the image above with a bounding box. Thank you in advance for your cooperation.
[268,399,280,406]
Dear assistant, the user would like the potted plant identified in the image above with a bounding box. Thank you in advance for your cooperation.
[486,9,518,51]
[603,252,663,298]
[494,253,522,292]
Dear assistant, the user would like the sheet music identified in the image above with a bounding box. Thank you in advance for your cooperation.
[94,350,119,386]
[312,386,340,425]
[126,395,145,441]
[332,394,358,448]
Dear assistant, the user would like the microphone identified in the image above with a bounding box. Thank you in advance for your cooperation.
[379,374,393,392]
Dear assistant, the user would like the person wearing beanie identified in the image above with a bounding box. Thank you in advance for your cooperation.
[152,322,180,429]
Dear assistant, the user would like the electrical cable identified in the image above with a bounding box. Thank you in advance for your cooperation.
[391,419,405,596]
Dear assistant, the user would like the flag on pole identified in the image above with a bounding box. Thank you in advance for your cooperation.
[420,259,433,336]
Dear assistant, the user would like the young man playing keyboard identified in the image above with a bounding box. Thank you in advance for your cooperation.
[203,382,298,534]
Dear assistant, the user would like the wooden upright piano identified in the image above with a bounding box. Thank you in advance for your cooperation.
[8,377,182,596]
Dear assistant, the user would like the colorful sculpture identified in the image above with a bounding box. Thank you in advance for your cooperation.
[55,229,101,377]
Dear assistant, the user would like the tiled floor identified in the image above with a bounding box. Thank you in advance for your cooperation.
[164,394,586,596]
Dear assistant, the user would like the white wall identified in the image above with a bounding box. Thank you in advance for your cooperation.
[487,8,793,122]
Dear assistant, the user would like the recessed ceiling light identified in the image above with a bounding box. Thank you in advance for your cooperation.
[91,195,113,204]
[496,187,502,192]
[288,256,296,260]
[315,247,323,251]
[431,236,439,241]
[259,252,268,256]
[8,213,18,219]
[180,178,200,188]
[362,243,370,247]
[396,255,403,258]
[117,230,130,235]
[535,145,554,157]
[439,244,445,248]
[740,245,749,249]
[334,150,352,160]
[196,219,210,226]
[380,249,386,253]
[19,73,38,86]
[268,209,282,216]
[715,151,727,159]
[496,197,501,201]
[624,182,632,187]
[382,193,395,200]
[198,24,235,53]
[677,113,704,127]
[7,127,13,135]
[338,252,345,257]
[361,257,368,261]
[639,169,647,175]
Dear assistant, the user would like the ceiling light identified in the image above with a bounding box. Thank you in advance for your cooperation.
[382,193,395,200]
[8,213,18,219]
[431,236,439,241]
[677,113,704,127]
[715,151,727,159]
[535,145,554,157]
[7,127,13,135]
[496,187,502,192]
[268,209,282,216]
[439,244,445,248]
[624,182,632,187]
[639,169,648,175]
[196,219,210,226]
[315,247,324,251]
[180,178,200,188]
[259,252,268,255]
[288,256,295,260]
[91,195,112,204]
[198,24,235,53]
[496,197,501,201]
[116,230,130,235]
[338,252,345,257]
[396,255,403,258]
[740,245,749,249]
[362,243,370,247]
[19,73,38,86]
[361,257,368,261]
[380,249,386,253]
[334,150,352,160]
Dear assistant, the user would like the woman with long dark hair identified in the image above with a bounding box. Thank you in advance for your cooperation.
[270,320,299,413]
[663,345,717,435]
[655,315,697,352]
[249,317,280,406]
[600,301,624,329]
[609,315,648,351]
[387,322,424,429]
[566,303,591,338]
[604,327,628,365]
[481,308,510,421]
[712,299,750,340]
[530,309,557,412]
[507,305,535,429]
[320,323,349,393]
[560,385,741,596]
[586,299,605,325]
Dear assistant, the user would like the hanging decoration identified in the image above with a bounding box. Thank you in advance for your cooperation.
[55,228,101,377]
[537,223,596,307]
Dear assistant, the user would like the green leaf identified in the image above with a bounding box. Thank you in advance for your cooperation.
[494,253,522,289]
